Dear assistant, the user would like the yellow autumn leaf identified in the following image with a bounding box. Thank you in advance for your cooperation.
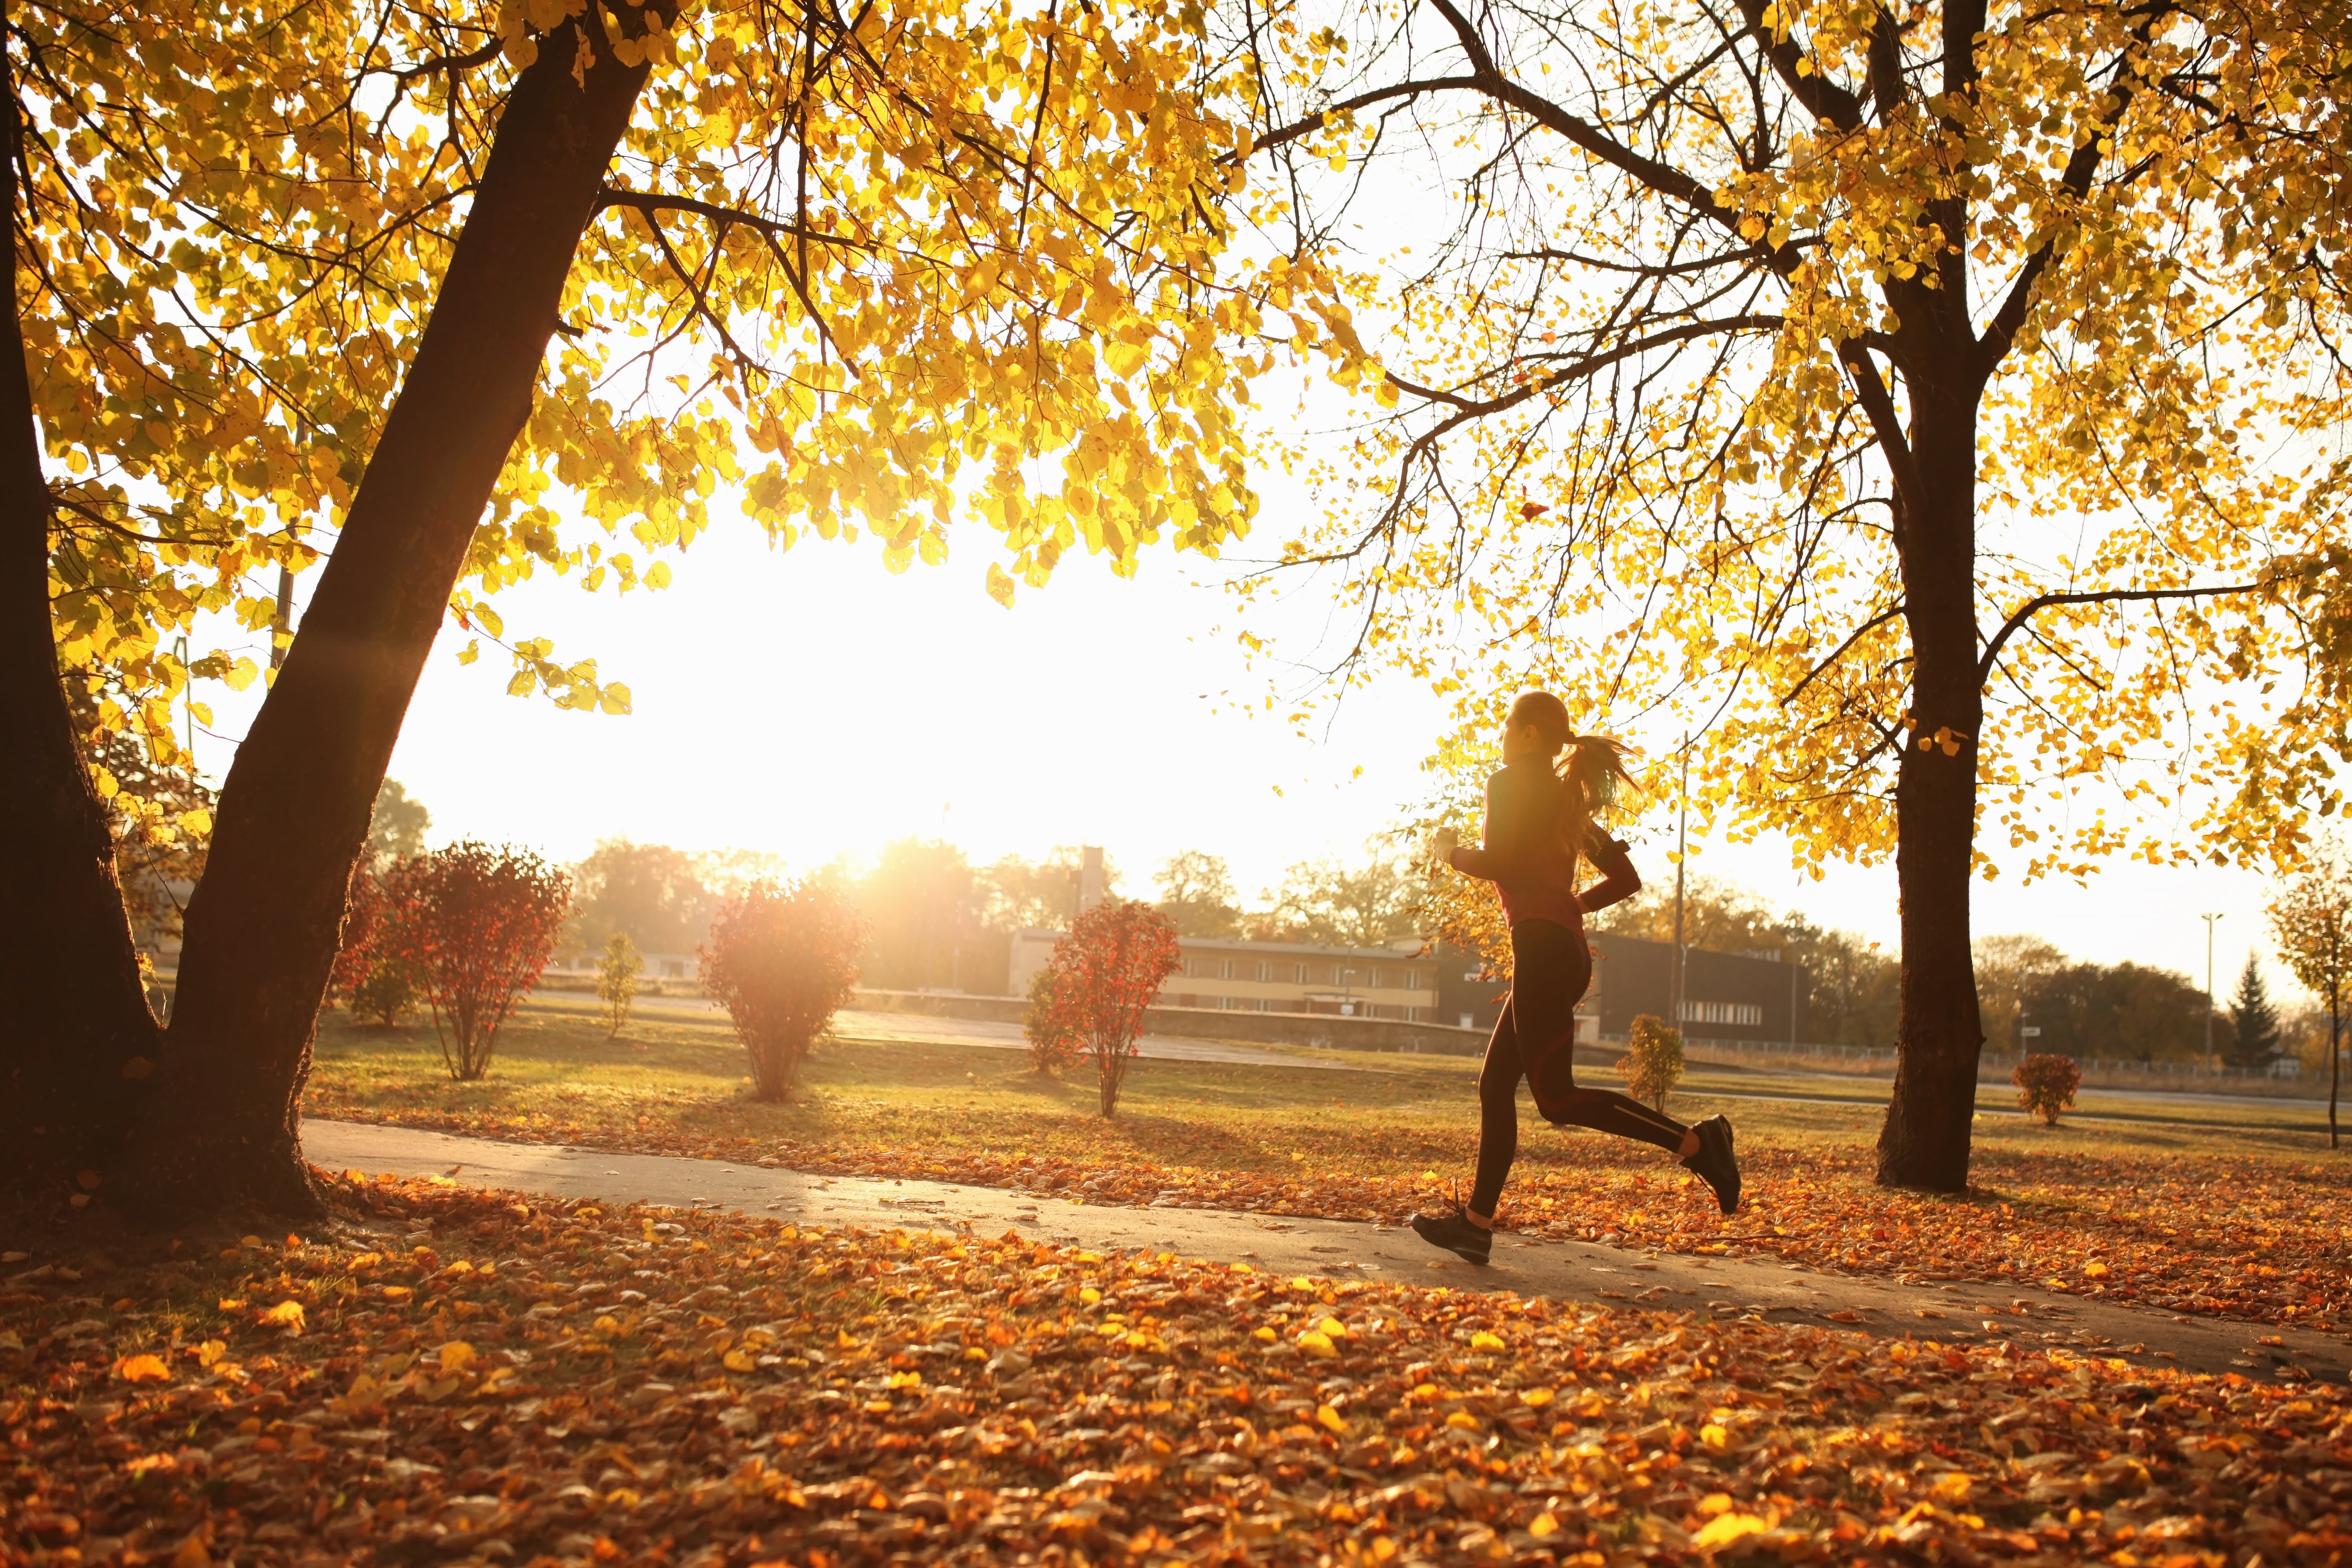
[114,1354,171,1384]
[1690,1513,1772,1551]
[437,1342,475,1374]
[261,1301,306,1335]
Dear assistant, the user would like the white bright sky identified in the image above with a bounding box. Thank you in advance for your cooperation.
[181,464,2297,1006]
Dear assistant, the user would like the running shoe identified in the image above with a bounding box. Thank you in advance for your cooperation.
[1409,1205,1494,1266]
[1682,1114,1742,1215]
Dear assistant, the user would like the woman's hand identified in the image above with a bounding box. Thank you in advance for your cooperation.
[1428,826,1461,865]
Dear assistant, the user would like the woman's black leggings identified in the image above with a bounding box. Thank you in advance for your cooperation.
[1470,918,1691,1218]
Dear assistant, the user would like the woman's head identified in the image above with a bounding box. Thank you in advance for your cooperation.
[1503,691,1573,759]
[1502,691,1635,857]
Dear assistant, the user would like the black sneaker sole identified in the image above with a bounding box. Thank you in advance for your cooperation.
[1409,1214,1493,1266]
[1700,1117,1741,1214]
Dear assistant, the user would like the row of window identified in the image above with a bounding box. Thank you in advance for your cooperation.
[1168,994,1427,1021]
[1678,999,1765,1027]
[1181,957,1430,990]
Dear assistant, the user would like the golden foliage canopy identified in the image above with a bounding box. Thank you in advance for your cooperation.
[1240,0,2352,881]
[28,0,1370,770]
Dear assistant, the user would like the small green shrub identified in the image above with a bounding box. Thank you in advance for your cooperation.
[1621,1013,1685,1110]
[598,932,644,1039]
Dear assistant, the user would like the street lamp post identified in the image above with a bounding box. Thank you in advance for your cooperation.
[2201,912,2225,1071]
[1671,734,1689,1033]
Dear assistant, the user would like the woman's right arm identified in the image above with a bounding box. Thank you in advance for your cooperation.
[1448,774,1527,883]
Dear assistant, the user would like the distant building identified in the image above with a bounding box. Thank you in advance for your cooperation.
[1007,930,1438,1021]
[1428,933,1805,1048]
[547,950,700,981]
[1433,942,1508,1034]
[1590,932,1804,1046]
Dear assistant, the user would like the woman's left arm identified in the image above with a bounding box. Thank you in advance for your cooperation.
[1576,834,1641,913]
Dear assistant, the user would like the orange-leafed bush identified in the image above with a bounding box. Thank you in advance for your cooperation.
[1023,963,1084,1073]
[380,843,571,1080]
[331,866,425,1027]
[700,877,867,1102]
[2012,1051,2083,1127]
[1037,899,1183,1117]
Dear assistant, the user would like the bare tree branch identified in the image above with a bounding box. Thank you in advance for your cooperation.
[1978,582,2262,679]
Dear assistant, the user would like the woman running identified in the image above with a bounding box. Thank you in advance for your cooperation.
[1412,692,1741,1266]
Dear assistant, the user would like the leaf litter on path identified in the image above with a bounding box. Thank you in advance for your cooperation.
[4,1172,2350,1566]
[306,1085,2352,1338]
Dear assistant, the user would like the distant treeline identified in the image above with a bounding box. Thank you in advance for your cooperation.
[1594,876,2290,1069]
[564,839,1422,997]
[554,821,2292,1066]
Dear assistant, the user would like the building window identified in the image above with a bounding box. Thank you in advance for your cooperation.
[1294,963,1308,984]
[1256,960,1272,982]
[1219,959,1235,980]
[1458,1012,1476,1029]
[1368,967,1386,990]
[1405,1006,1422,1022]
[1678,999,1763,1027]
[1462,969,1481,981]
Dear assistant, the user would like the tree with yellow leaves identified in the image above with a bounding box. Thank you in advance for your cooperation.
[1,0,1369,1211]
[1241,0,2352,1191]
[2271,850,2352,1149]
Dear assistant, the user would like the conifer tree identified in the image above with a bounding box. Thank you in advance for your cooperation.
[2226,954,2282,1074]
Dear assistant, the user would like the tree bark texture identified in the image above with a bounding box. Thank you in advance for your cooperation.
[110,17,656,1218]
[1875,352,1988,1194]
[0,37,164,1191]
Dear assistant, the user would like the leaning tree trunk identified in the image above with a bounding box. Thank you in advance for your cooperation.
[1875,364,1988,1195]
[110,16,659,1218]
[0,34,163,1191]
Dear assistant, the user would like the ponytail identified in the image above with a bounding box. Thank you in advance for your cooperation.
[1556,735,1634,865]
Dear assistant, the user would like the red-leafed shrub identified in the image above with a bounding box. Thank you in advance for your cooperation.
[2012,1051,2083,1127]
[379,842,571,1080]
[331,866,421,1026]
[699,876,867,1102]
[1023,963,1085,1073]
[1038,900,1183,1117]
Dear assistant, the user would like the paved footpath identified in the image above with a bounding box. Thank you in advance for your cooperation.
[306,1119,2348,1387]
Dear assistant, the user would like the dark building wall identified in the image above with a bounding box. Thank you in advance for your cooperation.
[1590,932,1805,1045]
[1433,942,1509,1033]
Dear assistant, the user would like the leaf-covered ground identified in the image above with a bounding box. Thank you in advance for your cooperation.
[302,1010,2352,1339]
[6,1174,2350,1568]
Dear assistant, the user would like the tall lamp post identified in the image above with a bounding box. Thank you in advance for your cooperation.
[2201,911,2225,1071]
[1670,733,1689,1033]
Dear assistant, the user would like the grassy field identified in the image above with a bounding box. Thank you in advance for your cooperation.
[301,1000,2352,1335]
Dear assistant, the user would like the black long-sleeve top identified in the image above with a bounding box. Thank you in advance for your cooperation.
[1446,760,1640,929]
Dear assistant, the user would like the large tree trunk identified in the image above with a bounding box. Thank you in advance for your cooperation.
[1876,361,1987,1194]
[110,17,657,1219]
[0,34,163,1191]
